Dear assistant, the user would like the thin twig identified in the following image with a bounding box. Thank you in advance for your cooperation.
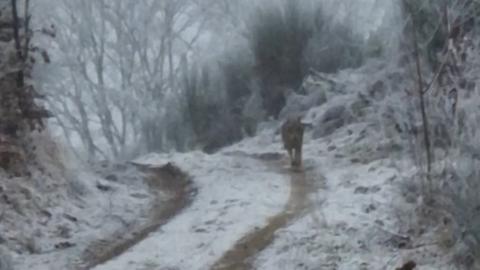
[11,0,25,87]
[23,0,31,59]
[408,3,432,176]
[422,50,451,95]
[405,241,440,250]
[375,224,410,240]
[11,0,22,61]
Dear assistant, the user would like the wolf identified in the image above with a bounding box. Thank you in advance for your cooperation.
[281,116,305,168]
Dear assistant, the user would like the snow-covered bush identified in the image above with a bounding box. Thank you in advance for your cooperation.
[401,0,450,67]
[180,54,248,153]
[434,85,480,267]
[305,19,365,74]
[247,0,316,118]
[393,1,480,265]
[247,1,367,118]
[0,0,51,172]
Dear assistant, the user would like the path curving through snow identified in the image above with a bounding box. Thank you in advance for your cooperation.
[92,151,290,270]
[79,163,195,270]
[212,152,314,270]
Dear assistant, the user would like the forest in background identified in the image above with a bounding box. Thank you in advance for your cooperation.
[2,0,480,268]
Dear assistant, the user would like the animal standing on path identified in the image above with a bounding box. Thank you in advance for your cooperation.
[281,116,305,168]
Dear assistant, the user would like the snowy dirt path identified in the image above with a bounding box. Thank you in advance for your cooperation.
[212,152,316,270]
[79,163,195,270]
[92,151,290,270]
[249,125,442,270]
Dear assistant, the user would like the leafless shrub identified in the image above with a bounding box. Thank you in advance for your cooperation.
[396,0,480,266]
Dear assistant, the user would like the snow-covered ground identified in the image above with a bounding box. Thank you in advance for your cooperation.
[89,120,445,269]
[252,128,411,270]
[11,165,155,270]
[4,135,160,270]
[10,127,450,270]
[5,60,458,270]
[244,120,451,270]
[84,64,438,269]
[93,150,290,270]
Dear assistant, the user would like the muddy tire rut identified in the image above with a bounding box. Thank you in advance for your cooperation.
[78,162,196,270]
[212,152,314,270]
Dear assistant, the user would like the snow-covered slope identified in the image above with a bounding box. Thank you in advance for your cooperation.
[252,126,447,270]
[4,134,159,270]
[89,60,453,269]
[90,125,441,269]
[7,59,458,270]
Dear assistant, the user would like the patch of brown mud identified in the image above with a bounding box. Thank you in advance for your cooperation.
[212,153,313,270]
[78,162,196,270]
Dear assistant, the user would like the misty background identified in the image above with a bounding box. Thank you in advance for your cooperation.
[31,0,398,161]
[4,0,480,269]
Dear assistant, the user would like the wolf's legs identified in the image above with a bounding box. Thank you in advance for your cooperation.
[296,146,302,167]
[287,148,294,166]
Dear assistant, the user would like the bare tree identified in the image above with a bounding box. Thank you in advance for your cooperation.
[0,0,50,170]
[403,0,433,178]
[38,0,206,160]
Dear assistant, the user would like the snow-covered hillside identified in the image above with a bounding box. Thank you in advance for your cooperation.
[5,0,479,269]
[5,135,160,270]
[86,60,455,270]
[5,59,460,270]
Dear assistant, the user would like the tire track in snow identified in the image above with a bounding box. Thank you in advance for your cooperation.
[78,163,196,270]
[212,152,313,270]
